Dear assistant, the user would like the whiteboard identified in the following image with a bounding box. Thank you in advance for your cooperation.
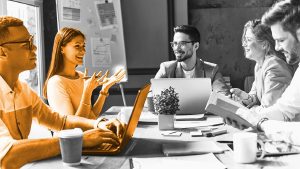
[56,0,128,81]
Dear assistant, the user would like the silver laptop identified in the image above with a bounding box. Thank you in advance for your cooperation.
[150,78,212,115]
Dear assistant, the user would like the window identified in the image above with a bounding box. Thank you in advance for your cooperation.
[1,0,45,96]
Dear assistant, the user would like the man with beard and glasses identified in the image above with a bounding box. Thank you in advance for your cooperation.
[225,0,300,146]
[154,25,230,95]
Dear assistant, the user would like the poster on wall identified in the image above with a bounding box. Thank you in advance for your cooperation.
[95,0,117,30]
[56,0,128,82]
[91,37,112,67]
[61,0,81,22]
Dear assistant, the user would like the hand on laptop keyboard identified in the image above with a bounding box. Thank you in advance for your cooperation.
[82,128,120,148]
[97,119,127,138]
[98,143,114,151]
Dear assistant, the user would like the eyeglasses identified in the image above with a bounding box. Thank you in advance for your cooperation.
[170,41,194,48]
[0,35,34,50]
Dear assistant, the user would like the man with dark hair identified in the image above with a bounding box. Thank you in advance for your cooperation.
[155,25,230,95]
[227,0,300,146]
[0,16,124,168]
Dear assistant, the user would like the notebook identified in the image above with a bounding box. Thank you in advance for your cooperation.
[83,83,150,155]
[150,78,212,115]
[204,92,253,129]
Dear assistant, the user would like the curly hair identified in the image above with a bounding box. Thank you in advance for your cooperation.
[242,19,285,60]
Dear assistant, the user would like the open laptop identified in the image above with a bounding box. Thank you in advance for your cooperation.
[150,78,211,115]
[83,83,150,155]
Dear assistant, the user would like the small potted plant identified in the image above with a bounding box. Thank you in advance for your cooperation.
[153,86,180,130]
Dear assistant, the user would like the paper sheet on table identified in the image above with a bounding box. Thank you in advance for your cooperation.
[139,113,206,123]
[131,153,226,169]
[174,116,224,128]
[162,141,225,156]
[139,111,158,123]
[175,114,205,120]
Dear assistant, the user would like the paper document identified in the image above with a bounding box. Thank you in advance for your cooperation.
[174,116,224,128]
[205,92,253,128]
[139,111,157,123]
[175,114,205,121]
[131,153,226,169]
[162,141,225,156]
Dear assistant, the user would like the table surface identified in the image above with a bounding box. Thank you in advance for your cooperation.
[22,107,300,169]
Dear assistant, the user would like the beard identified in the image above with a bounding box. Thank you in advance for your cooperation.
[286,52,300,65]
[175,50,193,62]
[284,44,300,65]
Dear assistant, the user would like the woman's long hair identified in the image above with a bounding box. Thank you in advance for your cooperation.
[43,27,85,99]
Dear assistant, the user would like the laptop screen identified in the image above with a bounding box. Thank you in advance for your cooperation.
[151,78,211,115]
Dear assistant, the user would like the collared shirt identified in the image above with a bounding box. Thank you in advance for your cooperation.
[259,63,300,121]
[0,76,66,165]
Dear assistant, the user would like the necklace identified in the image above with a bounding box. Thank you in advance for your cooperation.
[182,65,195,71]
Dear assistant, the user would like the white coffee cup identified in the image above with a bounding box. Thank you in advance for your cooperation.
[58,128,83,166]
[146,91,155,112]
[117,107,133,124]
[233,132,265,163]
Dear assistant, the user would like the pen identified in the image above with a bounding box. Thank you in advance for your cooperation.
[168,131,177,134]
[204,129,227,137]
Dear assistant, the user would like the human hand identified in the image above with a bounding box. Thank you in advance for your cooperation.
[224,108,261,130]
[82,68,108,95]
[230,88,249,101]
[101,69,126,92]
[82,128,120,148]
[97,118,126,138]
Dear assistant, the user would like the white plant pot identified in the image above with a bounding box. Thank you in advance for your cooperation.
[158,114,175,130]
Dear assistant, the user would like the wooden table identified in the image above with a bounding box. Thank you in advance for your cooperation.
[22,107,300,169]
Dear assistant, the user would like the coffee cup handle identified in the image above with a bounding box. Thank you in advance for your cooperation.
[257,140,266,160]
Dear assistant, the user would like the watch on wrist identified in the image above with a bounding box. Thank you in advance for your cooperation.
[257,117,269,132]
[93,117,108,129]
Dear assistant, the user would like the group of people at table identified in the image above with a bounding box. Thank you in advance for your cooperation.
[0,0,300,168]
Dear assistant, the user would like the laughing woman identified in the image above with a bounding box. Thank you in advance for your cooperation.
[43,27,125,119]
[230,19,293,112]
